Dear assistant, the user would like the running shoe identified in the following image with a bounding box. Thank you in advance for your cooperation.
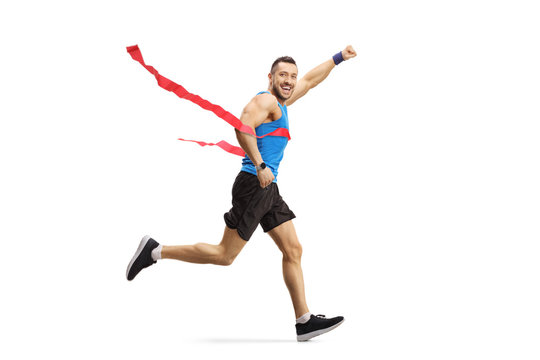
[296,314,345,341]
[126,235,159,281]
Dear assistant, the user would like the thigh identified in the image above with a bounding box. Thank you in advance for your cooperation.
[260,192,296,234]
[267,220,301,254]
[224,172,275,241]
[220,225,248,258]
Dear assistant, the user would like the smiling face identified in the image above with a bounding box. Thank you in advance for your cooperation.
[269,62,298,103]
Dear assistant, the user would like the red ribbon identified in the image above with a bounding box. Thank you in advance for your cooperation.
[126,45,291,157]
[176,138,246,157]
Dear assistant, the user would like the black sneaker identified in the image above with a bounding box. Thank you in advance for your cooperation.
[296,314,345,341]
[126,235,160,281]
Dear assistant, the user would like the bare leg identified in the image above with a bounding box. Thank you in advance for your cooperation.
[161,226,247,266]
[267,220,310,318]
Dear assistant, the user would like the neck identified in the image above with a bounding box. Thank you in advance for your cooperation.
[268,87,286,105]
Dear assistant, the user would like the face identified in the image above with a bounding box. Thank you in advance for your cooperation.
[269,62,298,102]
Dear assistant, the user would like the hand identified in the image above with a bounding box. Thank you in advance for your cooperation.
[342,45,357,61]
[257,167,275,188]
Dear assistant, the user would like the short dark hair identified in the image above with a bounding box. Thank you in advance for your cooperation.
[270,56,297,74]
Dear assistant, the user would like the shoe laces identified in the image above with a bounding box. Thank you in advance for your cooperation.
[315,314,327,319]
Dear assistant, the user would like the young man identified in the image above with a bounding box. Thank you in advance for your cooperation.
[126,45,357,341]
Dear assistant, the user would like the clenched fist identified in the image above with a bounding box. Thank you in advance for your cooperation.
[342,45,357,61]
[257,167,275,188]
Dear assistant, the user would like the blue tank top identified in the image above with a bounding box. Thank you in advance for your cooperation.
[241,91,290,182]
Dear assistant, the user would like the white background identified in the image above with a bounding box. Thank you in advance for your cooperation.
[1,0,539,359]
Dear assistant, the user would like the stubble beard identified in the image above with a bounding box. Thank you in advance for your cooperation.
[272,82,289,103]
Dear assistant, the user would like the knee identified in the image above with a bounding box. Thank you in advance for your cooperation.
[216,255,235,266]
[282,242,303,263]
[215,249,237,266]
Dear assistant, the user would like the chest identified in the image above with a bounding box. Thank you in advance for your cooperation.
[263,103,286,123]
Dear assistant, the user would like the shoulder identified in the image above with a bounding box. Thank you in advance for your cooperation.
[245,92,279,113]
[254,92,278,109]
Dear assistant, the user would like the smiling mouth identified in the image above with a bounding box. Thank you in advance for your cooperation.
[281,85,292,93]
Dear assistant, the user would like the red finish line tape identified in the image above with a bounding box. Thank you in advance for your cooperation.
[177,138,246,157]
[126,45,290,157]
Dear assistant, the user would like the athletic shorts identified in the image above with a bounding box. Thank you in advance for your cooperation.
[224,171,296,241]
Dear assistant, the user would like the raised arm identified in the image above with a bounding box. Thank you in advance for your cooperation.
[286,45,357,106]
[235,94,277,188]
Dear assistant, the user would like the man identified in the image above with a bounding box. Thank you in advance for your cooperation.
[126,45,357,341]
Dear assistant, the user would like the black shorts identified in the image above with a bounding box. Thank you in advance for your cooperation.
[224,171,296,241]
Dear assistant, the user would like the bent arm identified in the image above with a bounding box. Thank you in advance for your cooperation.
[235,97,270,167]
[285,60,335,106]
[286,45,357,106]
[236,127,263,166]
[235,94,277,187]
[236,95,277,188]
[302,59,336,89]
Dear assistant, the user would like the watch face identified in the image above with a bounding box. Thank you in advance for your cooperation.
[261,163,266,169]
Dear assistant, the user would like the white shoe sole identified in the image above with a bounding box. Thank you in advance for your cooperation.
[297,318,345,342]
[126,235,152,280]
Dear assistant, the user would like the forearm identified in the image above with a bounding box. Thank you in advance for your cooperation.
[235,129,263,166]
[303,59,336,89]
